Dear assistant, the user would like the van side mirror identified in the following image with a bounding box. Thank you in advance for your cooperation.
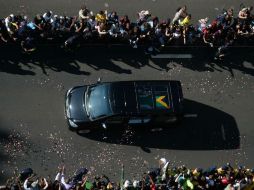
[102,123,107,129]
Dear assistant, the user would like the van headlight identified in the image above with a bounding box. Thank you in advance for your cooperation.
[66,88,73,96]
[66,107,70,118]
[68,119,78,128]
[65,99,71,118]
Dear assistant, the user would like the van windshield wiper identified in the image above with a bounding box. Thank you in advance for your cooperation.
[85,87,90,117]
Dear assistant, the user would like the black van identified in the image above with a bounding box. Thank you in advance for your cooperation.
[65,80,183,131]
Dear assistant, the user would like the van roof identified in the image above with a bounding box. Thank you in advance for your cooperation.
[106,80,182,114]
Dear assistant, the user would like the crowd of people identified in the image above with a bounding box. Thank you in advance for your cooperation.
[0,5,254,59]
[1,158,254,190]
[1,4,254,189]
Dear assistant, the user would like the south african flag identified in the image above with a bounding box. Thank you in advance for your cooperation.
[156,95,170,109]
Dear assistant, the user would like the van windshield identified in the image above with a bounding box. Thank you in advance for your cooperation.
[85,84,113,120]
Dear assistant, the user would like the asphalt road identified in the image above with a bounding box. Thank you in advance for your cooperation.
[0,0,254,184]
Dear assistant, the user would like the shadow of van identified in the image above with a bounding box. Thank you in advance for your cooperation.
[78,99,240,150]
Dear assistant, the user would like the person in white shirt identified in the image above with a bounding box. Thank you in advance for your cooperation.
[43,11,54,23]
[78,5,91,20]
[159,158,169,181]
[23,177,39,190]
[54,166,73,190]
[4,14,14,33]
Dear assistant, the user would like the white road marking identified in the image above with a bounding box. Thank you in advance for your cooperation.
[221,124,226,141]
[151,54,193,59]
[184,114,198,118]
